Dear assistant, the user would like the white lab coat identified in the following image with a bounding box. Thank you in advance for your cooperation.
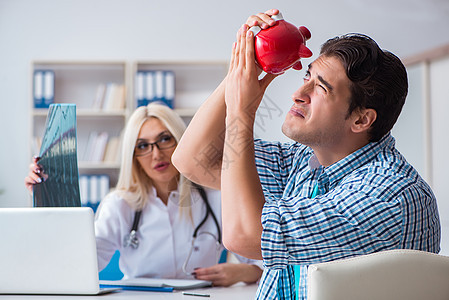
[95,186,260,279]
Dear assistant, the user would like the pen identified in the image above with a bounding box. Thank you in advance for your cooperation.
[182,291,210,297]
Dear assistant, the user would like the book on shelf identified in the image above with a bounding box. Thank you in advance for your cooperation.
[103,83,126,111]
[92,84,107,110]
[90,83,126,111]
[83,131,109,162]
[83,131,98,162]
[103,136,121,163]
[90,131,109,162]
[33,70,54,109]
[82,132,121,163]
[135,70,174,108]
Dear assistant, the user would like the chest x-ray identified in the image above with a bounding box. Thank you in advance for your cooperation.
[33,103,81,207]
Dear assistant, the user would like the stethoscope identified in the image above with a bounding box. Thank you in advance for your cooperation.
[123,184,222,274]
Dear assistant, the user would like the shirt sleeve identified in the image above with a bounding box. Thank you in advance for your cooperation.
[231,252,264,269]
[261,177,405,268]
[94,193,125,271]
[254,139,304,203]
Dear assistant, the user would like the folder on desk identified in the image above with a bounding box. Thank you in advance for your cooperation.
[99,278,212,292]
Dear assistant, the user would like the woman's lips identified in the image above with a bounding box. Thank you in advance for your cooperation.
[154,162,170,171]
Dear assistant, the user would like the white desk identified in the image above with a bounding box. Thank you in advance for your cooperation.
[0,283,258,300]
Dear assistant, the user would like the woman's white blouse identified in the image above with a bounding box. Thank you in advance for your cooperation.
[95,187,259,279]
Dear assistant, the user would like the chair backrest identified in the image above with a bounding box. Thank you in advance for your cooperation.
[307,249,449,300]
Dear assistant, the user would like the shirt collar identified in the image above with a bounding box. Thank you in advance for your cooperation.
[149,185,181,205]
[318,133,395,190]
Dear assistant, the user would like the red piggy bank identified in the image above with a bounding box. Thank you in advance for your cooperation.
[249,12,313,74]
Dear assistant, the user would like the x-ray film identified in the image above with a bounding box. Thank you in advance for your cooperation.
[33,104,81,207]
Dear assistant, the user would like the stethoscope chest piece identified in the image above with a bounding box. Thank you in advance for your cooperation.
[124,229,139,249]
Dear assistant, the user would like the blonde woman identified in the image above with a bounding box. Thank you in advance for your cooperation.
[25,103,263,286]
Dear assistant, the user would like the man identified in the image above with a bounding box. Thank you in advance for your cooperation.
[172,9,440,300]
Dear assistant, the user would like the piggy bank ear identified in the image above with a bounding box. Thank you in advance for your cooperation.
[299,44,313,58]
[292,61,303,71]
[298,26,311,41]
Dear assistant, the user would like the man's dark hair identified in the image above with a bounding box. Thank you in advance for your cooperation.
[320,33,408,142]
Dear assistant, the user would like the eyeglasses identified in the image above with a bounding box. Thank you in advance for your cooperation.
[134,133,176,157]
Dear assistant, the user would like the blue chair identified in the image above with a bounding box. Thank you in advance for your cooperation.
[99,250,124,280]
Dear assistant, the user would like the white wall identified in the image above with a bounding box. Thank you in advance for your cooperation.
[392,65,426,178]
[429,56,449,255]
[0,0,447,254]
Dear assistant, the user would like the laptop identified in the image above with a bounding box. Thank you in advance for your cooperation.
[0,207,117,295]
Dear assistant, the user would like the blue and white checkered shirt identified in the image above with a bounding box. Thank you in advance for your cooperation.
[254,133,441,300]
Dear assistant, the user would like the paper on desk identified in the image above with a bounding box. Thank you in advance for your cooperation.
[99,278,212,290]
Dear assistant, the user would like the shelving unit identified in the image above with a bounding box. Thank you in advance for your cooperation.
[30,60,228,189]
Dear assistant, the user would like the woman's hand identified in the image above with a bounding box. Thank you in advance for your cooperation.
[24,156,47,194]
[193,263,262,287]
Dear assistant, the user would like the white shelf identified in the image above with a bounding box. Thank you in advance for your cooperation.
[78,162,121,169]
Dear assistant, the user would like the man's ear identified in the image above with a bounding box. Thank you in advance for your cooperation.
[351,108,377,134]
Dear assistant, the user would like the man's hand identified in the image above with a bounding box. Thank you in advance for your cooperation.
[246,8,280,29]
[225,23,277,118]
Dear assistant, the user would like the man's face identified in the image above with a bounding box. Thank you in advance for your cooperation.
[282,55,353,150]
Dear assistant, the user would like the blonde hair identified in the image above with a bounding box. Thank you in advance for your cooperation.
[114,102,193,211]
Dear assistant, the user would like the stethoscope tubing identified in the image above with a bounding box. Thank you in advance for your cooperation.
[124,184,221,249]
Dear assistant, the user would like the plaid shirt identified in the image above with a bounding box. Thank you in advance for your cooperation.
[254,133,441,299]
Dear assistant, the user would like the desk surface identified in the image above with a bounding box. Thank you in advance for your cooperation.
[0,283,258,300]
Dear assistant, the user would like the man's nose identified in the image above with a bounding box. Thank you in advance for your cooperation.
[292,82,312,104]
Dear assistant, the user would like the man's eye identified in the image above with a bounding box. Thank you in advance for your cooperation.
[303,72,311,81]
[318,85,327,93]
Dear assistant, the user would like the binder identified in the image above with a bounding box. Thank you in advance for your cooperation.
[164,71,175,108]
[89,175,99,210]
[99,175,110,203]
[154,71,165,102]
[79,174,110,212]
[79,175,89,207]
[136,71,146,107]
[43,71,54,107]
[33,70,55,108]
[136,70,175,108]
[33,71,43,108]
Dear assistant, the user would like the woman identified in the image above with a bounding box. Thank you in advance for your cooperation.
[25,103,262,286]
